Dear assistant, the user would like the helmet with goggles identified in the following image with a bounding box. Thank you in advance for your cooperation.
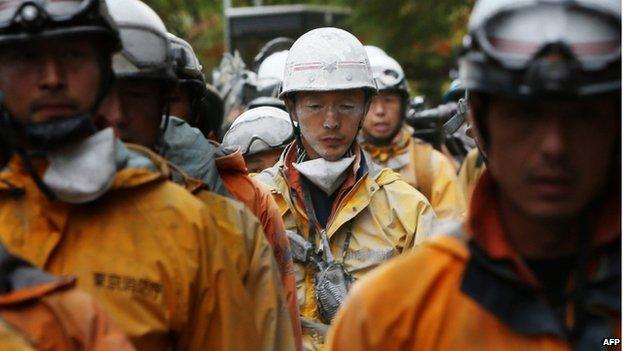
[106,0,175,83]
[222,106,294,156]
[0,0,121,151]
[0,0,120,50]
[365,46,409,98]
[280,27,377,99]
[460,0,621,97]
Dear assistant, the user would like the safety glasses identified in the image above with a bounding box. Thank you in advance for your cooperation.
[475,3,620,71]
[0,0,95,26]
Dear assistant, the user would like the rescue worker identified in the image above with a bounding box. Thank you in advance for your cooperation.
[167,33,223,141]
[0,0,259,349]
[95,4,296,350]
[222,106,295,173]
[0,242,135,351]
[256,27,436,350]
[359,46,466,219]
[328,0,621,350]
[163,33,303,350]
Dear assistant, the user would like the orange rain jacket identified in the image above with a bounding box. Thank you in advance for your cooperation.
[328,170,621,351]
[0,145,260,351]
[131,143,297,351]
[0,243,135,351]
[162,117,302,349]
[216,146,303,349]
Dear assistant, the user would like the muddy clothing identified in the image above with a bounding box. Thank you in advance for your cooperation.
[0,143,259,351]
[131,143,297,351]
[257,142,436,350]
[361,125,466,219]
[162,118,302,349]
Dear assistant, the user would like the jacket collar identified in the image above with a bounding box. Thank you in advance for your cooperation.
[360,124,413,163]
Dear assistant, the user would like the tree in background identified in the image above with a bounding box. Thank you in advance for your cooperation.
[144,0,474,103]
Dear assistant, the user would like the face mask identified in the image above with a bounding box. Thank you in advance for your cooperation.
[293,155,355,195]
[43,128,117,204]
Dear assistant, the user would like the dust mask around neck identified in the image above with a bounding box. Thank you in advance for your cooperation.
[293,155,356,195]
[43,128,117,204]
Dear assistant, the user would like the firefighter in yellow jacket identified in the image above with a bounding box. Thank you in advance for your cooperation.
[256,27,436,351]
[0,0,259,350]
[94,2,296,350]
[359,47,466,219]
[327,1,621,350]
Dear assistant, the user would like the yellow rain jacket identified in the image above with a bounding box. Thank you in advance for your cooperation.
[458,147,486,204]
[361,125,466,219]
[0,144,260,351]
[256,143,436,351]
[128,144,297,351]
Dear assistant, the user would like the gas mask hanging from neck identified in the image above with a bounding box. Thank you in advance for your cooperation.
[292,148,355,196]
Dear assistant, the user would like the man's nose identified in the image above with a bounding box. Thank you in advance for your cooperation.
[38,55,66,92]
[540,115,567,160]
[323,107,339,129]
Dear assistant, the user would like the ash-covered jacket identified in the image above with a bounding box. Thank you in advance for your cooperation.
[0,143,259,351]
[0,243,135,351]
[361,125,466,220]
[256,142,436,351]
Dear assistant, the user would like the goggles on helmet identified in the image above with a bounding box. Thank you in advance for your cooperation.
[224,112,294,156]
[373,67,405,91]
[473,3,620,72]
[116,24,169,71]
[0,0,96,27]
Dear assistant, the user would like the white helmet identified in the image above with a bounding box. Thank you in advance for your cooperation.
[222,107,294,156]
[107,0,175,82]
[279,27,377,98]
[365,46,409,96]
[257,50,289,82]
[364,45,387,58]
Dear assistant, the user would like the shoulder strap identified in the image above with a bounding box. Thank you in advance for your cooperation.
[413,140,433,201]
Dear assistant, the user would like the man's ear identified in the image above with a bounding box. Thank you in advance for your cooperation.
[285,96,298,123]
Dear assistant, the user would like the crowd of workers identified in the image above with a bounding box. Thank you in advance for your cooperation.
[0,0,619,350]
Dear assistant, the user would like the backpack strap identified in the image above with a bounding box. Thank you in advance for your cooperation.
[413,140,434,201]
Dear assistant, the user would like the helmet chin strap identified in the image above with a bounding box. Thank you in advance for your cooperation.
[0,59,116,202]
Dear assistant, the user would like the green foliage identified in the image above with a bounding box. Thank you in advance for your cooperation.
[144,0,474,103]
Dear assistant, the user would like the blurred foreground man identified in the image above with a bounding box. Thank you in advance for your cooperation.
[328,1,621,350]
[0,0,258,349]
[359,47,466,219]
[97,3,296,350]
[256,27,436,350]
